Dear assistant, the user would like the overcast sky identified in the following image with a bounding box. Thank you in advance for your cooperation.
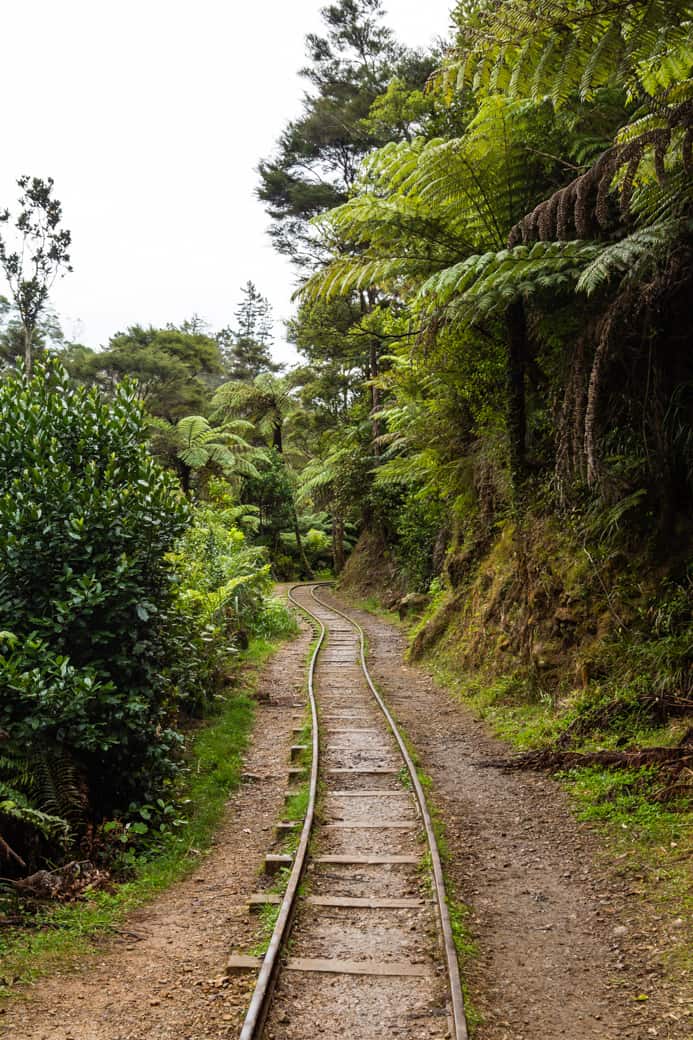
[1,1,454,364]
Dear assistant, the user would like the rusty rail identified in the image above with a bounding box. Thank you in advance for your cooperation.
[239,582,468,1040]
[310,583,468,1040]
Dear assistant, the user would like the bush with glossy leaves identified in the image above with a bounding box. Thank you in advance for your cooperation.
[0,361,190,833]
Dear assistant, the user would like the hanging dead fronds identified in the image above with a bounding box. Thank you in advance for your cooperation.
[509,102,693,246]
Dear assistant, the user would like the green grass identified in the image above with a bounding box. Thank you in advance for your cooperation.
[249,901,282,956]
[562,763,692,973]
[0,636,283,1001]
[349,595,402,625]
[420,777,481,1035]
[431,665,564,749]
[284,784,310,825]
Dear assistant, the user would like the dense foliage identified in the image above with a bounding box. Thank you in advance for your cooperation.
[263,0,692,772]
[291,0,692,564]
[0,363,289,874]
[0,363,189,865]
[0,0,690,882]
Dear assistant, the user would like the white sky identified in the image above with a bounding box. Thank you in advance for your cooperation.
[1,1,454,365]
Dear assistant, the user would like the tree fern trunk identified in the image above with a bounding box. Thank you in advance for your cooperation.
[369,338,381,453]
[273,418,283,453]
[332,515,345,574]
[584,318,612,488]
[179,461,192,496]
[505,300,528,495]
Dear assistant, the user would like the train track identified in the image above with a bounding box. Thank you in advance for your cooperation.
[233,582,467,1040]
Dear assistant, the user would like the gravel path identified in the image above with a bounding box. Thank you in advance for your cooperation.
[325,589,691,1040]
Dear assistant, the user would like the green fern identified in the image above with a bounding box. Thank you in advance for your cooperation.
[447,0,693,106]
[575,219,688,294]
[175,415,260,478]
[302,95,550,305]
[1,799,70,843]
[421,240,600,314]
[0,741,72,865]
[32,744,88,830]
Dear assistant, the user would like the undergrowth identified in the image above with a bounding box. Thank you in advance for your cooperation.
[0,636,284,1001]
[348,595,401,626]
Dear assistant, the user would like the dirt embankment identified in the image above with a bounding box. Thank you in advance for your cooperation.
[338,530,407,606]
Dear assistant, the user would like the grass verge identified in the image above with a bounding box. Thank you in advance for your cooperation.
[346,594,402,627]
[0,636,283,1001]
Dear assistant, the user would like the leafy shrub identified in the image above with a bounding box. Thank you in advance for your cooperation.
[0,361,190,862]
[303,527,331,563]
[393,488,445,591]
[166,501,273,712]
[251,595,299,641]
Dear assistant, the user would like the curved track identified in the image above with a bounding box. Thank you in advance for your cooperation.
[238,582,468,1040]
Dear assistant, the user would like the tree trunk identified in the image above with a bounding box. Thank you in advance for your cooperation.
[23,325,32,378]
[292,505,313,579]
[332,515,346,575]
[369,338,381,452]
[584,318,612,488]
[272,417,283,454]
[505,300,528,495]
[179,461,192,496]
[359,289,381,453]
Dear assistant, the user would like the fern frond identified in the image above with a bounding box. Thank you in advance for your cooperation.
[420,240,601,315]
[575,219,686,294]
[446,0,693,106]
[33,744,88,829]
[0,800,70,842]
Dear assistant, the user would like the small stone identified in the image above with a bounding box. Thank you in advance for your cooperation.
[613,925,628,937]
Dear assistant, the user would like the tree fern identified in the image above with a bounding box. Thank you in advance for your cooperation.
[175,415,260,478]
[302,95,555,304]
[575,219,689,294]
[447,0,693,106]
[0,742,71,866]
[212,374,301,455]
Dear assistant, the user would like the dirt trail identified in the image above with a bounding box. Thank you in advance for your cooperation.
[0,617,313,1040]
[2,593,689,1040]
[324,589,691,1040]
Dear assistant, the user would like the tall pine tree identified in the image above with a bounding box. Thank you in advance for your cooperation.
[218,281,280,381]
[257,0,433,267]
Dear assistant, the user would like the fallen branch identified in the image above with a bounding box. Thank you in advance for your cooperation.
[7,860,113,902]
[0,834,26,869]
